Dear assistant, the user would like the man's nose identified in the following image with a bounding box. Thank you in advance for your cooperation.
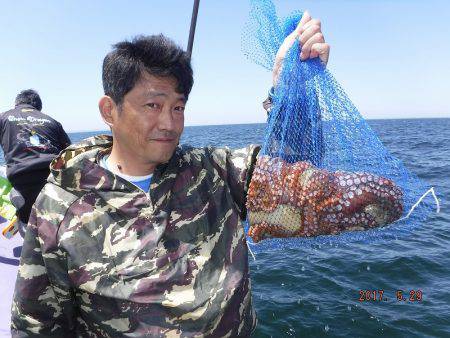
[158,107,174,131]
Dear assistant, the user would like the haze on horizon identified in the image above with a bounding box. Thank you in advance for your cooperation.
[0,0,449,132]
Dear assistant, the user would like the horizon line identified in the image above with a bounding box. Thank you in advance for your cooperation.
[65,116,450,133]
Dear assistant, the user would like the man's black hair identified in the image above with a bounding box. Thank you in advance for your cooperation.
[102,34,193,105]
[15,89,42,111]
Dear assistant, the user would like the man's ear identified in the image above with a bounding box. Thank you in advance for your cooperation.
[99,96,117,128]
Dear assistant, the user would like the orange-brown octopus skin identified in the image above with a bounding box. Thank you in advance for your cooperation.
[246,156,404,242]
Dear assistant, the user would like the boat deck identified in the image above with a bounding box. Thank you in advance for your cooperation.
[0,234,22,336]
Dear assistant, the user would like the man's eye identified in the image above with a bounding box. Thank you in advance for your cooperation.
[146,103,159,109]
[174,106,185,112]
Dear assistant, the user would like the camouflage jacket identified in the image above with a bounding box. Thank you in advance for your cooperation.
[11,135,259,337]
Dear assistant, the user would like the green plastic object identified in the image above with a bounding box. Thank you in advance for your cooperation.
[0,169,18,238]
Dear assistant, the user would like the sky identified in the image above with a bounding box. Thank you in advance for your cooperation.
[0,0,449,132]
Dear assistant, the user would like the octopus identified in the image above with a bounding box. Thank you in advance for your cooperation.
[246,156,403,242]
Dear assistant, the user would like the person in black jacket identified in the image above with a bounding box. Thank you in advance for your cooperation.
[0,89,71,224]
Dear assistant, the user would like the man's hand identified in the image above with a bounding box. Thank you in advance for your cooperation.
[273,11,330,86]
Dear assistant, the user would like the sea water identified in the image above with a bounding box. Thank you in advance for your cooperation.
[1,118,448,337]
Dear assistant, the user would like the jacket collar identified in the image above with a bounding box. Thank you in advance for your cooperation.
[50,134,182,217]
[15,103,39,111]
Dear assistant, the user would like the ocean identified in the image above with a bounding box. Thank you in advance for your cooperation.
[1,118,449,337]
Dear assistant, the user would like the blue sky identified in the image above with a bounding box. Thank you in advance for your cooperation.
[0,0,449,132]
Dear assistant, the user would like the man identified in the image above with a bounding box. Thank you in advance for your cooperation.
[0,89,71,224]
[11,14,328,337]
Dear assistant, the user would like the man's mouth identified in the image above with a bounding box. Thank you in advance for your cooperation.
[150,138,175,142]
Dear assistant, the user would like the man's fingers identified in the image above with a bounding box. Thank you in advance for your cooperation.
[301,18,321,34]
[300,32,325,60]
[273,10,329,85]
[294,10,311,35]
[282,12,313,56]
[311,43,330,65]
[299,23,323,46]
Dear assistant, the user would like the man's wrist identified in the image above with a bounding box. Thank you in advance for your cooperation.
[262,87,275,114]
[268,86,275,100]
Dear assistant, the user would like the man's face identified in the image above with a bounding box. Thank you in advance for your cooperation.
[111,72,186,166]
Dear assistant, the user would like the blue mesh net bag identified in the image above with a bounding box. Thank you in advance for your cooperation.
[242,0,440,250]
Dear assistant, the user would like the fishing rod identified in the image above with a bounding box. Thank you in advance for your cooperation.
[187,0,200,58]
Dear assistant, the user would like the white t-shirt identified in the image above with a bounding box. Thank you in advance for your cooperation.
[99,155,152,194]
